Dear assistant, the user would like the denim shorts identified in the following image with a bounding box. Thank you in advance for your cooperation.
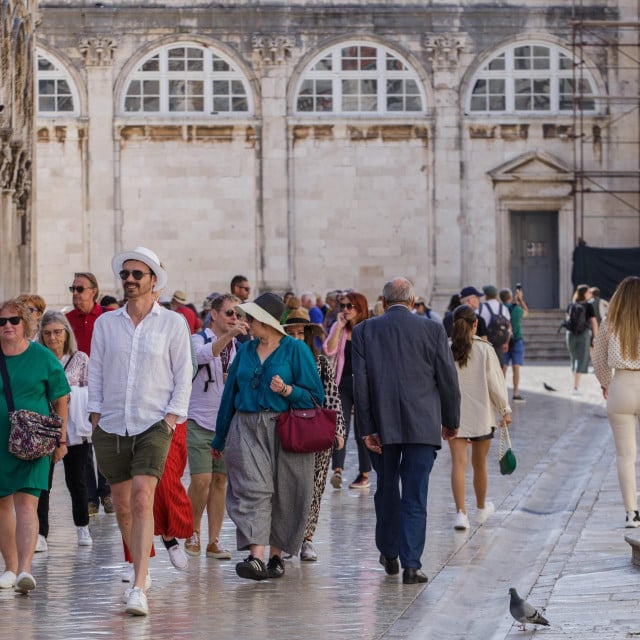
[186,419,226,475]
[505,338,525,366]
[92,420,174,484]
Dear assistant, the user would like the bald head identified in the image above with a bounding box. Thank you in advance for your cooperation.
[382,277,415,306]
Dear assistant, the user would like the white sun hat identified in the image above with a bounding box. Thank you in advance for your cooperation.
[111,246,168,292]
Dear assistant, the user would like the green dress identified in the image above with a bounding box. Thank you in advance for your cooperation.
[0,342,71,498]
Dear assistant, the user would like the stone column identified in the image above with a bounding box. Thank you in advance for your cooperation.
[425,33,467,306]
[251,35,295,292]
[78,35,117,280]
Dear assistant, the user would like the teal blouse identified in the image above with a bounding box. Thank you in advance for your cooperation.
[212,336,324,451]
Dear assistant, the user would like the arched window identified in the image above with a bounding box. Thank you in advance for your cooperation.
[294,42,426,115]
[121,43,252,116]
[36,49,78,116]
[468,42,598,114]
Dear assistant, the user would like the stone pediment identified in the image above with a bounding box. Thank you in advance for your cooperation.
[489,150,573,183]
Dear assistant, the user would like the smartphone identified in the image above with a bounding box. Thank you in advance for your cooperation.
[515,283,522,292]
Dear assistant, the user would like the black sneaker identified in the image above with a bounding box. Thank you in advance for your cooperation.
[236,555,268,581]
[266,555,285,579]
[626,510,640,528]
[512,395,526,403]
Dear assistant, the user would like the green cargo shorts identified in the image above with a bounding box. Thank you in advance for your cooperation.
[186,419,226,475]
[93,420,174,484]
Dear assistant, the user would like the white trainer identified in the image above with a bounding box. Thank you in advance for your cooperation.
[14,572,36,594]
[167,544,188,570]
[300,540,318,562]
[125,587,149,616]
[0,570,16,589]
[77,526,93,546]
[454,510,470,530]
[476,502,495,524]
[122,567,151,589]
[35,535,48,553]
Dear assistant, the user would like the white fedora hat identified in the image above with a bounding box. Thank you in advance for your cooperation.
[111,246,168,292]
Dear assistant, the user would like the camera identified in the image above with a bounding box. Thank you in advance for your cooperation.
[515,283,522,291]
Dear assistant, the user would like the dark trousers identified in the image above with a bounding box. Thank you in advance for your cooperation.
[369,443,437,569]
[37,442,91,535]
[332,377,371,474]
[86,443,110,504]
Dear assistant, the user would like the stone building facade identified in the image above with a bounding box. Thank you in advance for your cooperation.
[0,0,37,300]
[30,0,639,310]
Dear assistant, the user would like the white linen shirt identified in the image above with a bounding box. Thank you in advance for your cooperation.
[188,328,237,430]
[87,302,193,436]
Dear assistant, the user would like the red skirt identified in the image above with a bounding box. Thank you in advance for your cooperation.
[123,421,194,562]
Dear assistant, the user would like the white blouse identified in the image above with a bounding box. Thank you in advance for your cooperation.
[593,319,640,389]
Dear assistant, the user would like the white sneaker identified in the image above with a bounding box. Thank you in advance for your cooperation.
[125,587,149,616]
[476,502,495,524]
[300,540,317,562]
[571,388,581,397]
[122,567,151,589]
[0,571,16,589]
[77,526,93,546]
[167,544,188,570]
[14,572,36,594]
[626,510,640,528]
[454,510,469,530]
[35,535,48,553]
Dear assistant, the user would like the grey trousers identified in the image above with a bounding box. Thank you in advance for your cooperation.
[224,411,316,554]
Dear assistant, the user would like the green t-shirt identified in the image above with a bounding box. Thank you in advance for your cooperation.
[0,342,71,497]
[507,304,524,341]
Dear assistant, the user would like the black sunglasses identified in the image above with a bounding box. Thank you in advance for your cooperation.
[0,316,21,327]
[223,309,241,318]
[69,285,93,293]
[340,303,354,310]
[119,269,151,281]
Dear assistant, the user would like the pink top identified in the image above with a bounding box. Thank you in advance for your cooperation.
[322,321,349,385]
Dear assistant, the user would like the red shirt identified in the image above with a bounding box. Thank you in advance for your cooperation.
[66,303,103,355]
[176,305,200,334]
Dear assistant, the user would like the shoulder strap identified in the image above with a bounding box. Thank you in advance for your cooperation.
[0,350,15,412]
[63,352,75,371]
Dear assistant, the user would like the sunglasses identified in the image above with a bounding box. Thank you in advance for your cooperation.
[250,365,263,389]
[69,285,93,293]
[0,316,21,327]
[238,285,250,291]
[223,309,239,318]
[246,315,255,324]
[119,269,151,281]
[340,303,354,310]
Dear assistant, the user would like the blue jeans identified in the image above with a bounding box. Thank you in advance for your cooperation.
[369,443,437,569]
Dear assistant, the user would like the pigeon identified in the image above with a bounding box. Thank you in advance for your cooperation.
[543,382,557,392]
[509,587,550,630]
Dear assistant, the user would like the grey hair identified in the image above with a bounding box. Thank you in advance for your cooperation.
[38,309,77,355]
[301,291,315,304]
[382,277,414,304]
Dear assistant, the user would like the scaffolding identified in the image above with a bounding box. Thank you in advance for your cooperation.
[571,1,640,244]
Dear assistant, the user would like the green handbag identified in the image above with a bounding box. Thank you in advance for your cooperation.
[498,424,517,475]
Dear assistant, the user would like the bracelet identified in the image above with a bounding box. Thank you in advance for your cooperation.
[58,440,67,445]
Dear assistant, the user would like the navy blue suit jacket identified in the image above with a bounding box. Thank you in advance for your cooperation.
[352,304,460,448]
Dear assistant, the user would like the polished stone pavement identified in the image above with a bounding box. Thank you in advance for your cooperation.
[1,363,638,639]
